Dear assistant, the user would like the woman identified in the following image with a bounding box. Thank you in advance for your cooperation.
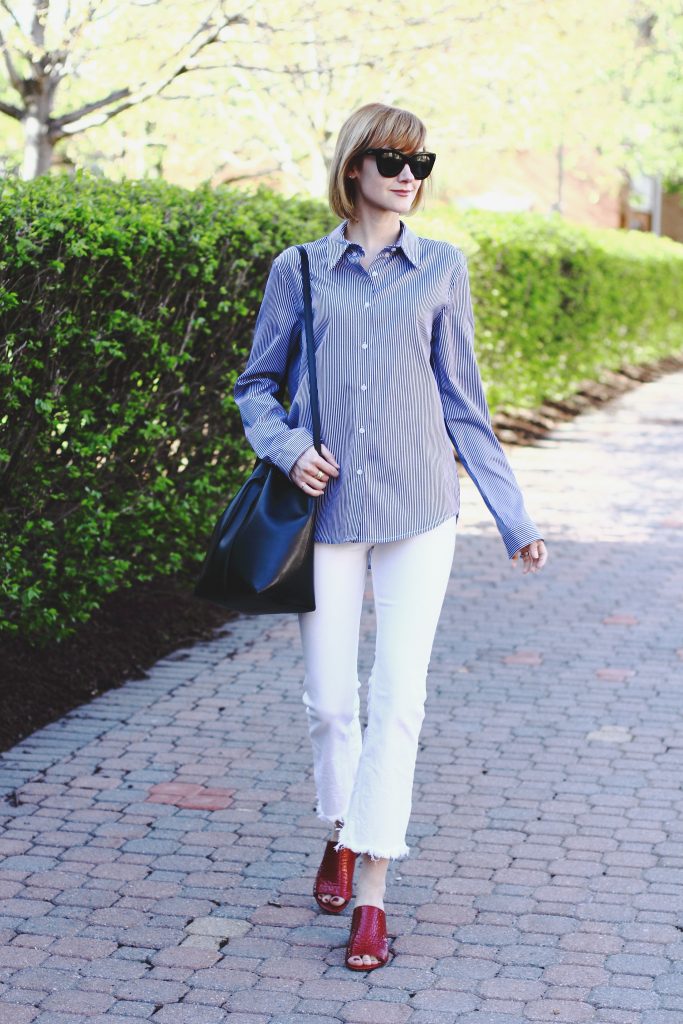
[233,102,548,971]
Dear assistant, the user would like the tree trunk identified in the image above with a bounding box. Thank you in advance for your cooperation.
[21,89,56,179]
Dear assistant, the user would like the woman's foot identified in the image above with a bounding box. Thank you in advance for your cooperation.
[314,820,357,913]
[322,820,346,911]
[345,903,390,971]
[346,854,388,968]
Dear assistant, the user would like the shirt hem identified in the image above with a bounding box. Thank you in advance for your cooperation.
[313,509,459,545]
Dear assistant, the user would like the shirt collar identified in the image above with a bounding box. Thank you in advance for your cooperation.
[326,218,422,270]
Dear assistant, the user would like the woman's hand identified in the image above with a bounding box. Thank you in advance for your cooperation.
[511,539,548,574]
[290,443,340,496]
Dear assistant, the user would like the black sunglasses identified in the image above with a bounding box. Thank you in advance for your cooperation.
[362,147,436,180]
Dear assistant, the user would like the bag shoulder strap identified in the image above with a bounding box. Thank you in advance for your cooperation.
[296,245,322,455]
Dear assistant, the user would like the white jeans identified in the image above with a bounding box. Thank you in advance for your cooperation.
[297,514,458,861]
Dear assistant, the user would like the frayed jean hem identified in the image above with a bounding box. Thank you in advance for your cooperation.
[334,836,411,862]
[315,803,346,827]
[316,804,411,859]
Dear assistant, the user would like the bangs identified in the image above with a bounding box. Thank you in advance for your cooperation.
[366,110,426,154]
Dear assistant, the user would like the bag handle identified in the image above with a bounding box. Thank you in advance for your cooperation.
[297,245,322,456]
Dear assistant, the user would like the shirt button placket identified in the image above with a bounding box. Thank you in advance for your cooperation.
[357,277,372,493]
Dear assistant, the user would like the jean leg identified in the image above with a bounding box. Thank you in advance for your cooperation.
[335,515,457,859]
[298,540,370,825]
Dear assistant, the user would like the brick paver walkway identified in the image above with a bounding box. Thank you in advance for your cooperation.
[1,371,682,1024]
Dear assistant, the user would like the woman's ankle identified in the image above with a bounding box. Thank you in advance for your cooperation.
[354,854,388,906]
[354,880,386,909]
[328,818,344,842]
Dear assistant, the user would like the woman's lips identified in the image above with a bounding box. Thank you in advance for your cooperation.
[392,190,412,196]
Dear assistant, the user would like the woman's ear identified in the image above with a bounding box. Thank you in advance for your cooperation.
[346,155,360,180]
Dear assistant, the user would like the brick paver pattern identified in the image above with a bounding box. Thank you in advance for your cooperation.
[1,371,682,1024]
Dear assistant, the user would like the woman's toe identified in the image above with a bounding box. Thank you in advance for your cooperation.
[320,894,344,906]
[348,953,378,966]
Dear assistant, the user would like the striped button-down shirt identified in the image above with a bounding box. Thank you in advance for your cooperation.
[233,218,542,557]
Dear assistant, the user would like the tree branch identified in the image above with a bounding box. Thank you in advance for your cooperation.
[56,0,115,54]
[0,97,23,119]
[51,10,248,137]
[0,0,26,36]
[52,85,130,127]
[30,0,48,51]
[0,25,24,88]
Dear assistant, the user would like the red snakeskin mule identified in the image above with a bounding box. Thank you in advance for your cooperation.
[345,904,391,970]
[313,839,357,914]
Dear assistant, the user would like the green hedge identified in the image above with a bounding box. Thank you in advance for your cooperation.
[1,174,682,645]
[0,173,336,644]
[412,205,683,409]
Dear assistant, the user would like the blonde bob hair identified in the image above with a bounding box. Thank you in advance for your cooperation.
[328,102,431,223]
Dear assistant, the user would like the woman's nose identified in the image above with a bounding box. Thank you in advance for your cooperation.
[397,164,415,183]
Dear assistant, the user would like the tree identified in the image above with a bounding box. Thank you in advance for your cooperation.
[0,0,253,178]
[2,0,682,196]
[620,0,683,182]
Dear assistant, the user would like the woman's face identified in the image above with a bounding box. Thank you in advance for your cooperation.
[347,147,423,217]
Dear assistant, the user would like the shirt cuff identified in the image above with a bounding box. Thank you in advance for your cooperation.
[270,427,316,477]
[501,519,545,559]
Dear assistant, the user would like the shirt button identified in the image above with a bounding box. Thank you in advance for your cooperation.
[364,301,370,308]
[362,343,368,349]
[360,384,367,390]
[371,270,378,277]
[356,468,363,475]
[359,427,365,433]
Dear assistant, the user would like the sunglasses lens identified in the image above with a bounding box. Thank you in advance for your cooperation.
[409,153,434,179]
[376,151,405,177]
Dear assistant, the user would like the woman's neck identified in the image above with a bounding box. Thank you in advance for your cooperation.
[343,209,402,257]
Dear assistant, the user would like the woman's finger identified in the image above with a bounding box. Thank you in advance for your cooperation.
[298,477,323,496]
[533,541,547,567]
[529,540,547,572]
[307,464,331,483]
[313,454,339,476]
[320,444,340,469]
[528,541,539,571]
[304,466,330,488]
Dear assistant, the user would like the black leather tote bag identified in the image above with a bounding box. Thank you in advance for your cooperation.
[193,245,321,613]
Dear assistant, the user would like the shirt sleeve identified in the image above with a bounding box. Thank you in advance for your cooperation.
[233,254,315,477]
[431,249,543,558]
